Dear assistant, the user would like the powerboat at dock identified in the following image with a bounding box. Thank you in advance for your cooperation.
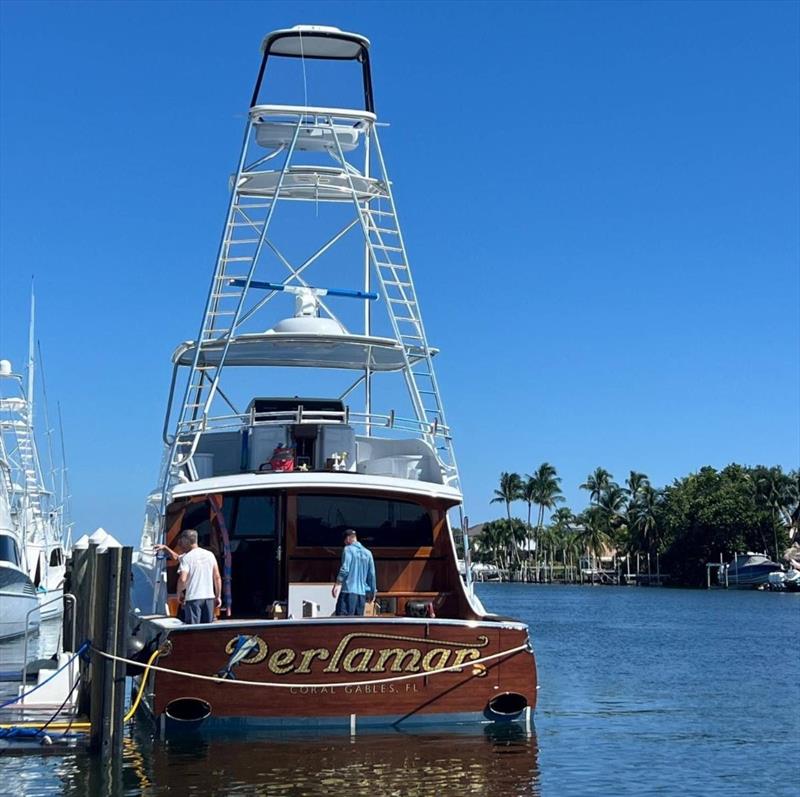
[719,553,785,589]
[131,25,536,733]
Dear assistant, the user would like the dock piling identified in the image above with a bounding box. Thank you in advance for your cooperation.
[89,545,132,757]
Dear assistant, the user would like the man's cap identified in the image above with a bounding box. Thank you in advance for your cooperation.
[343,528,357,538]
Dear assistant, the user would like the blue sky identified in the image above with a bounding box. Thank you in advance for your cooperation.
[1,1,797,544]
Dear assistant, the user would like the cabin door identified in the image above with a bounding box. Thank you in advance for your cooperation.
[229,493,281,617]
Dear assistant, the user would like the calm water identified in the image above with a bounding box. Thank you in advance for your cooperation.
[1,585,798,796]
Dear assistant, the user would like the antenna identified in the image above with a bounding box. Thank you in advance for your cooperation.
[37,341,59,500]
[26,283,35,431]
[57,401,73,548]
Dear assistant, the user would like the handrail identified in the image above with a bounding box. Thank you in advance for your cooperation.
[175,408,452,440]
[21,593,76,684]
[249,104,376,124]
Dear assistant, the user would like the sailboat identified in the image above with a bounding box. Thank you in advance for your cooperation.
[131,25,536,732]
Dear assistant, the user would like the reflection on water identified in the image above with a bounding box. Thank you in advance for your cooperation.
[55,723,539,797]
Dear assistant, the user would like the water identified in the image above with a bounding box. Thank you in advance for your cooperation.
[0,619,63,680]
[1,585,797,796]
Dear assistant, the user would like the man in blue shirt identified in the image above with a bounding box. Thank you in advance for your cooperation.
[332,528,377,616]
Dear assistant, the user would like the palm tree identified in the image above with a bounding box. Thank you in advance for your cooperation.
[521,477,537,530]
[526,463,564,580]
[562,529,583,583]
[491,472,523,523]
[549,507,574,583]
[580,467,612,506]
[628,484,661,567]
[752,466,796,561]
[625,471,650,503]
[578,506,612,579]
[520,477,537,580]
[598,483,628,538]
[476,520,506,571]
[490,473,524,575]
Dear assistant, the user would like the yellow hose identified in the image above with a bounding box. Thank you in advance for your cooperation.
[0,645,162,732]
[123,646,162,722]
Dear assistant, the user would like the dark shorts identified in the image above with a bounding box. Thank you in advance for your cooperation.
[335,592,366,617]
[184,598,216,624]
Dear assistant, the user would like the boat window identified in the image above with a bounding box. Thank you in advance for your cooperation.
[253,54,368,111]
[0,535,20,566]
[232,495,277,539]
[49,547,64,567]
[296,495,432,547]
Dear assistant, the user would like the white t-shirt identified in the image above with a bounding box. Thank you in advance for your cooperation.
[178,547,218,601]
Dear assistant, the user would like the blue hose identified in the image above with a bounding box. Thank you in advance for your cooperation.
[0,641,89,711]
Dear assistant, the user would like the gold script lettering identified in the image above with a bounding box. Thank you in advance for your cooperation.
[294,648,330,674]
[342,648,374,673]
[324,634,359,672]
[268,648,296,674]
[370,648,421,673]
[421,648,451,671]
[451,648,480,669]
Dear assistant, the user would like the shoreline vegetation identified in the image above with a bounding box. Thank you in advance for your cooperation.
[470,464,800,588]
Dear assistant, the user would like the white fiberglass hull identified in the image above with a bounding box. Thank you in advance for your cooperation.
[0,564,40,640]
[37,584,64,619]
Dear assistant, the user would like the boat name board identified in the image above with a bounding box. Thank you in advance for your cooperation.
[223,631,490,678]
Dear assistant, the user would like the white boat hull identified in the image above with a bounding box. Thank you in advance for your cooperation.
[0,565,40,639]
[37,585,64,619]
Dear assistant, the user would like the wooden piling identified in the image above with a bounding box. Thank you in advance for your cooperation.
[89,546,133,758]
[88,549,110,752]
[77,543,101,716]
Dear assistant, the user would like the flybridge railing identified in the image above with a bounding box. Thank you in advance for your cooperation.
[170,406,452,442]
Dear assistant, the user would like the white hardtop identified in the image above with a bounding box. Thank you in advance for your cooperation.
[172,331,435,371]
[172,471,462,504]
[261,26,370,59]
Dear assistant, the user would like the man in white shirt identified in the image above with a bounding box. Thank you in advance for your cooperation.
[176,529,222,624]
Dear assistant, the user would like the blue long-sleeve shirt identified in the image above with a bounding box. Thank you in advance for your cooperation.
[337,541,376,596]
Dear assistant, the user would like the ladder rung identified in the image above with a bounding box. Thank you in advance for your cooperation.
[367,208,395,217]
[394,317,418,323]
[209,310,236,316]
[222,256,254,263]
[372,244,403,252]
[383,280,410,287]
[375,261,408,269]
[366,225,398,235]
[388,297,416,304]
[211,292,241,299]
[225,238,261,245]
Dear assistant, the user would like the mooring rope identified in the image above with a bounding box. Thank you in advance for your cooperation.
[93,642,529,690]
[0,641,89,711]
